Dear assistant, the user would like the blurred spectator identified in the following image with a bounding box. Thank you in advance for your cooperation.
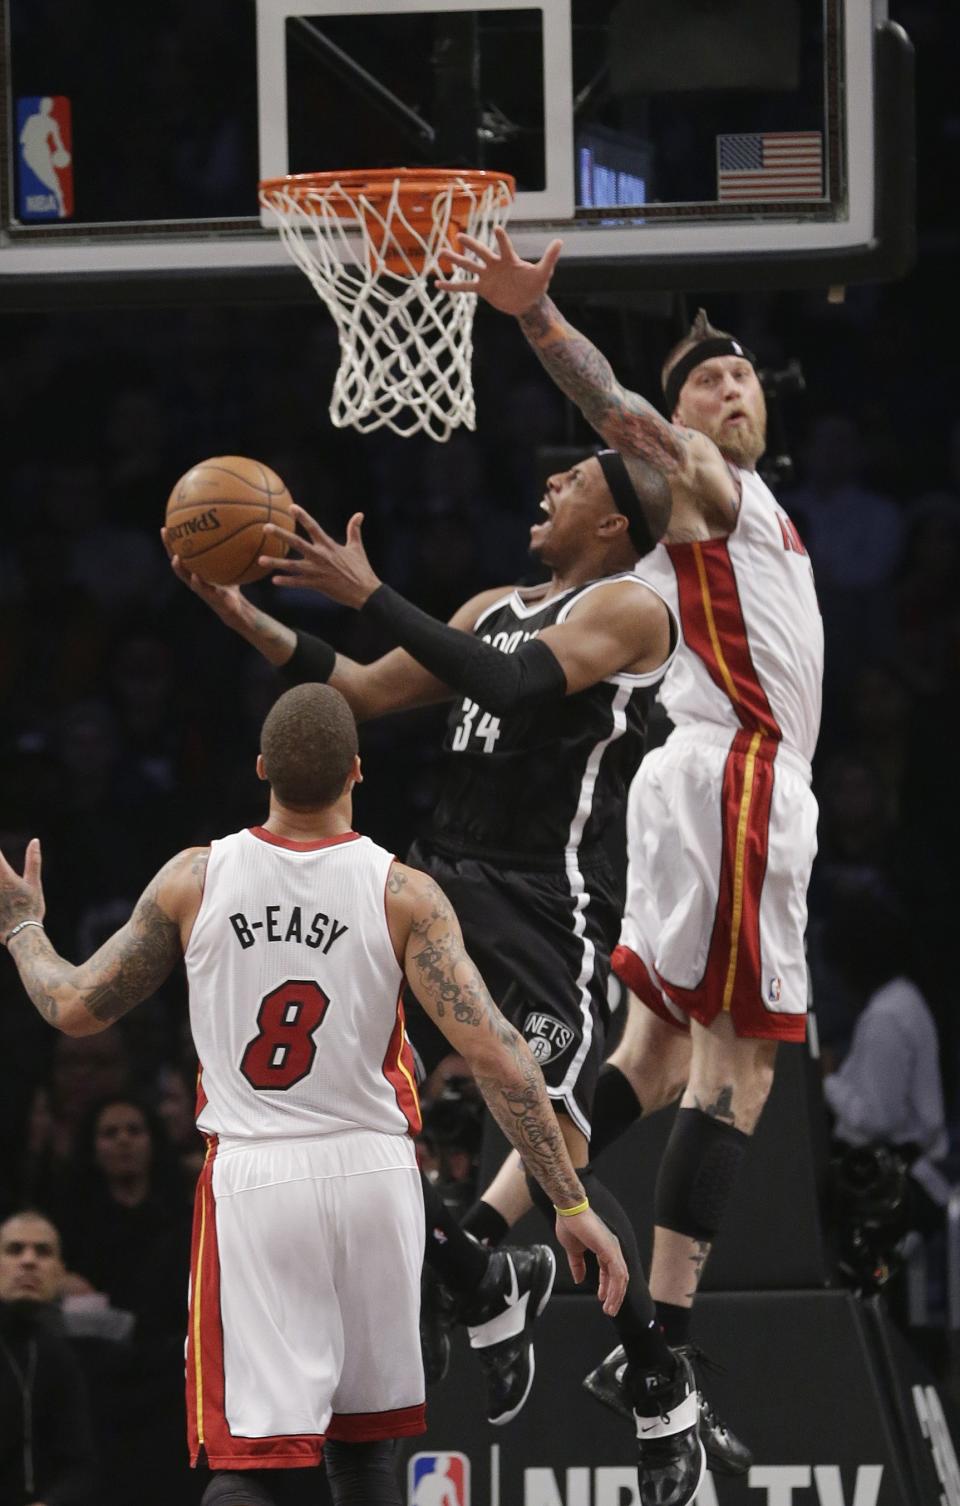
[807,753,899,1051]
[16,1035,133,1213]
[0,1209,97,1506]
[809,753,895,908]
[840,661,912,825]
[52,1097,197,1506]
[896,491,960,697]
[822,887,950,1231]
[154,1064,205,1190]
[56,1097,191,1343]
[786,414,903,694]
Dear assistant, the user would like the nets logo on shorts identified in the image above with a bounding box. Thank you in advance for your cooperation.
[408,1451,469,1506]
[16,96,74,221]
[522,1011,575,1064]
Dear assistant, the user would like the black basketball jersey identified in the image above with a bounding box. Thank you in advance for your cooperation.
[427,575,675,864]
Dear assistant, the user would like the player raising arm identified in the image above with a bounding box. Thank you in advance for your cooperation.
[439,227,822,1469]
[0,684,626,1506]
[166,453,720,1506]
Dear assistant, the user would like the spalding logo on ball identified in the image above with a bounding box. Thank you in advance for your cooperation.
[164,456,294,585]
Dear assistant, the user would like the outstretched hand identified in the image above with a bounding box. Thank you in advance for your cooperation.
[0,838,45,941]
[435,226,563,316]
[260,505,381,609]
[161,529,250,629]
[554,1207,628,1317]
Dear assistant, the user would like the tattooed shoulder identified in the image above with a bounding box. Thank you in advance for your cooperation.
[386,866,408,895]
[156,846,209,900]
[409,875,456,933]
[189,848,209,893]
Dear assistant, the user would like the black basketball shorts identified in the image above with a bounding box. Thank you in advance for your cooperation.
[404,840,620,1139]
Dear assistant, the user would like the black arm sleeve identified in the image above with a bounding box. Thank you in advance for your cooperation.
[360,584,568,715]
[275,630,336,690]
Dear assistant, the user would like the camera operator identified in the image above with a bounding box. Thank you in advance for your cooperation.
[822,886,949,1250]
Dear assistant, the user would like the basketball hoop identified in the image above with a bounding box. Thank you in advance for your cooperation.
[258,168,516,443]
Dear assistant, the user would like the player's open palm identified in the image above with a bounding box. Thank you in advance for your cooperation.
[0,837,45,938]
[163,534,249,626]
[555,1207,628,1317]
[436,226,562,315]
[262,505,381,609]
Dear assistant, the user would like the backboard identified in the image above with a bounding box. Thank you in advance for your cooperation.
[0,0,913,306]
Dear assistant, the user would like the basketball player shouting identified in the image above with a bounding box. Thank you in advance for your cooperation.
[0,684,627,1506]
[169,449,721,1506]
[439,229,823,1444]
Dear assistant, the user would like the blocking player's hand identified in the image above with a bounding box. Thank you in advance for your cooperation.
[554,1207,628,1317]
[0,837,46,941]
[261,506,381,610]
[435,226,562,316]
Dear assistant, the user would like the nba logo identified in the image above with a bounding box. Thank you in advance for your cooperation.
[408,1451,469,1506]
[16,96,74,221]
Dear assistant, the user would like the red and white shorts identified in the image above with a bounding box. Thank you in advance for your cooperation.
[613,725,818,1042]
[186,1129,425,1470]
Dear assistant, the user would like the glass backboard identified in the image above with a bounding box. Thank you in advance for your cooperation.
[0,0,913,302]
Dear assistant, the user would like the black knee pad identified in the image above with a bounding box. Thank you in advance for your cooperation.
[201,1472,277,1506]
[655,1107,749,1241]
[324,1439,401,1506]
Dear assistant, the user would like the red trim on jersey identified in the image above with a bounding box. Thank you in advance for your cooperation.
[382,991,422,1135]
[667,538,781,739]
[328,1402,426,1442]
[777,511,808,556]
[195,1063,208,1121]
[248,827,361,852]
[612,944,689,1034]
[653,732,805,1042]
[186,1135,327,1469]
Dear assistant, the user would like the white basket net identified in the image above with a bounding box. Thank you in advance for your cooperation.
[259,171,515,443]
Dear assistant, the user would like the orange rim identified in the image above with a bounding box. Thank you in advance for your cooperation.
[258,167,515,206]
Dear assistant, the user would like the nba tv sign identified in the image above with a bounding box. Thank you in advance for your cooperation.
[407,1456,885,1506]
[522,1464,884,1505]
[16,96,74,220]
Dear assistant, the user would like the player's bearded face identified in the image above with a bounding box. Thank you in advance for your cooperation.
[674,356,767,469]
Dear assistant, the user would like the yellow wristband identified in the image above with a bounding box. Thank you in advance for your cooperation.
[554,1197,590,1217]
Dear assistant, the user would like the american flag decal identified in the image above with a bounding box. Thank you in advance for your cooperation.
[716,132,823,202]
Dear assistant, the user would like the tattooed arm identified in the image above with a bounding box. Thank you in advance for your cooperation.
[386,862,628,1312]
[437,227,732,513]
[517,294,694,475]
[0,839,207,1036]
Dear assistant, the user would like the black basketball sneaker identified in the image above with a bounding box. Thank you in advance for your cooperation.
[461,1244,557,1425]
[583,1342,753,1476]
[632,1351,706,1506]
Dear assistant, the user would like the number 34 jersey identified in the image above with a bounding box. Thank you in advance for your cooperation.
[185,827,420,1141]
[430,575,677,862]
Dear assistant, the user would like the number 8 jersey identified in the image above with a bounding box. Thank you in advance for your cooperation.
[185,828,421,1141]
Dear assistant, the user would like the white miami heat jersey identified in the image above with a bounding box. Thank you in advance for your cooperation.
[636,466,823,762]
[185,828,420,1140]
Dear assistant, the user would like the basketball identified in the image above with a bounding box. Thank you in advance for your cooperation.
[164,456,294,586]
